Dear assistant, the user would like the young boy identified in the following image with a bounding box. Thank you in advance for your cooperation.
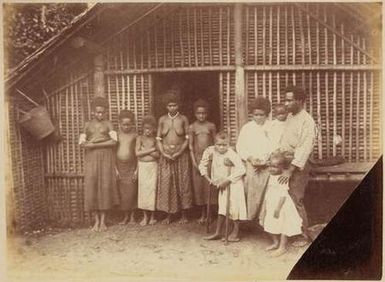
[116,110,138,225]
[199,131,247,242]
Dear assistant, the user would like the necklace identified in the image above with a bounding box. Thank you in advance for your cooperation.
[168,112,180,119]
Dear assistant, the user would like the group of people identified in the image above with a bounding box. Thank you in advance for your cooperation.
[79,85,316,257]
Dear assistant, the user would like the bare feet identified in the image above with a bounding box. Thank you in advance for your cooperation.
[178,215,188,224]
[204,233,222,240]
[91,222,99,232]
[270,247,287,257]
[161,217,172,225]
[139,217,148,226]
[99,222,107,232]
[119,216,128,225]
[197,216,207,225]
[149,218,157,225]
[292,239,309,248]
[222,236,240,242]
[265,242,280,251]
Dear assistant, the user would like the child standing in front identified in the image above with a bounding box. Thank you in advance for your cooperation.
[79,97,119,232]
[189,99,217,224]
[199,131,247,242]
[259,151,303,257]
[136,115,159,226]
[269,104,288,151]
[116,110,138,225]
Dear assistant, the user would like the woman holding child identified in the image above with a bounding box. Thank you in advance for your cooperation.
[236,96,272,221]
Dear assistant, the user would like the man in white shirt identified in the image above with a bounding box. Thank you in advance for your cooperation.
[278,85,317,246]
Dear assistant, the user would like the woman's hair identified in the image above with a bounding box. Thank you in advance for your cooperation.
[91,96,109,109]
[284,85,306,102]
[249,96,271,115]
[269,149,293,168]
[118,109,135,121]
[193,99,209,112]
[162,85,181,106]
[142,115,157,128]
[273,103,287,114]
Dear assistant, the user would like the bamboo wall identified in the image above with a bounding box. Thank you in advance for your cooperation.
[8,3,381,229]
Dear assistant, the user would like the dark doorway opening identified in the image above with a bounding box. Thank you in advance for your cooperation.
[152,72,220,128]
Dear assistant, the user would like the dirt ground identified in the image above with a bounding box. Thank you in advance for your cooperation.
[6,220,308,282]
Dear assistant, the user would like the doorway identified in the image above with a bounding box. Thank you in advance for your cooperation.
[152,72,220,128]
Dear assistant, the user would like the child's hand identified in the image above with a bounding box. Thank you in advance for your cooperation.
[216,179,231,189]
[115,167,120,180]
[163,153,174,161]
[274,208,281,219]
[224,158,234,167]
[132,170,138,183]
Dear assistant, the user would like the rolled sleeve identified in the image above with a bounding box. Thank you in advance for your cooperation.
[199,146,213,176]
[226,149,246,183]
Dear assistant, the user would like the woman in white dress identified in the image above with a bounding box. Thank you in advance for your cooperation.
[236,96,272,221]
[260,151,303,257]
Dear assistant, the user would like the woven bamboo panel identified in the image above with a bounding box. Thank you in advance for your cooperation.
[243,4,374,67]
[106,5,235,70]
[8,96,47,231]
[246,70,381,162]
[219,71,237,145]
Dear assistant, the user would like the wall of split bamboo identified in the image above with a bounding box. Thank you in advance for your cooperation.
[8,3,381,228]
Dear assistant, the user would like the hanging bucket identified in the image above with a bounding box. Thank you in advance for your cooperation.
[18,106,55,140]
[15,89,55,140]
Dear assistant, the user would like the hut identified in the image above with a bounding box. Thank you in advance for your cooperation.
[5,3,382,231]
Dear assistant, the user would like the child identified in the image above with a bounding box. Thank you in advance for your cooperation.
[116,110,138,225]
[136,115,159,226]
[236,96,272,221]
[79,97,119,232]
[189,99,217,224]
[259,151,303,257]
[156,87,193,224]
[270,104,288,151]
[199,131,247,242]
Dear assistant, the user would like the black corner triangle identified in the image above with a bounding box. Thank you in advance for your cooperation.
[288,156,382,280]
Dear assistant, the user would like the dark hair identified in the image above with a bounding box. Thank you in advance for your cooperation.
[142,115,157,128]
[215,130,229,141]
[92,96,109,109]
[274,103,287,113]
[284,85,306,102]
[162,85,181,106]
[270,149,293,168]
[118,109,135,121]
[249,96,271,115]
[193,99,209,112]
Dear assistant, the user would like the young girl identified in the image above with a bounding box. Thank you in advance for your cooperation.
[199,131,247,242]
[270,104,288,152]
[260,151,303,257]
[116,110,137,225]
[136,115,159,226]
[79,97,119,232]
[236,96,272,221]
[156,88,193,224]
[189,99,217,224]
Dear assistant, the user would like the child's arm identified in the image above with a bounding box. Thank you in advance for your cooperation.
[156,117,172,160]
[274,196,286,218]
[198,147,213,180]
[83,139,116,149]
[135,136,157,157]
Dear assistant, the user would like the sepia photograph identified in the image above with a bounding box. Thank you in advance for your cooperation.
[3,1,382,281]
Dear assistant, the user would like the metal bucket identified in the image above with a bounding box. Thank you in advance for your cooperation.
[18,106,55,140]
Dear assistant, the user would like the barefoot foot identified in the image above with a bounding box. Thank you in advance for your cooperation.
[178,217,188,224]
[197,216,207,225]
[270,247,287,257]
[119,217,128,225]
[149,218,157,225]
[204,233,222,240]
[161,217,171,225]
[292,239,309,248]
[139,218,148,226]
[265,242,280,251]
[91,222,99,232]
[99,223,107,232]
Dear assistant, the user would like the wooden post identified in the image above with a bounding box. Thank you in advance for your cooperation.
[234,4,247,129]
[94,54,105,97]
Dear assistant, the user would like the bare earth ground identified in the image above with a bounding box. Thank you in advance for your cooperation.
[7,221,308,282]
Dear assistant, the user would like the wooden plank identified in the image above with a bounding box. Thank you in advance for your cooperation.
[208,8,213,66]
[269,6,273,65]
[309,72,313,115]
[245,6,249,65]
[162,19,166,68]
[285,5,288,65]
[312,162,375,173]
[133,75,139,129]
[154,25,158,67]
[333,71,337,156]
[363,38,367,161]
[316,5,320,64]
[332,14,337,65]
[226,72,231,134]
[105,66,236,74]
[219,72,224,129]
[323,7,328,64]
[348,71,353,162]
[141,28,145,69]
[187,8,192,66]
[126,33,130,69]
[369,72,373,160]
[179,11,184,67]
[70,75,76,173]
[355,72,361,162]
[148,74,153,114]
[116,74,121,111]
[65,87,70,172]
[121,74,126,109]
[262,6,266,65]
[268,72,272,119]
[307,12,312,64]
[127,75,131,110]
[291,5,295,64]
[299,9,305,65]
[141,74,145,119]
[147,30,151,68]
[316,71,322,159]
[341,23,345,157]
[107,75,112,120]
[119,34,124,70]
[254,71,258,97]
[193,8,198,66]
[325,72,330,158]
[227,6,231,65]
[254,6,258,65]
[243,64,380,71]
[277,6,280,65]
[200,8,204,66]
[277,72,280,103]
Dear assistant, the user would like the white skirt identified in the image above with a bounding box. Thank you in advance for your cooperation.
[217,180,248,221]
[138,161,158,211]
